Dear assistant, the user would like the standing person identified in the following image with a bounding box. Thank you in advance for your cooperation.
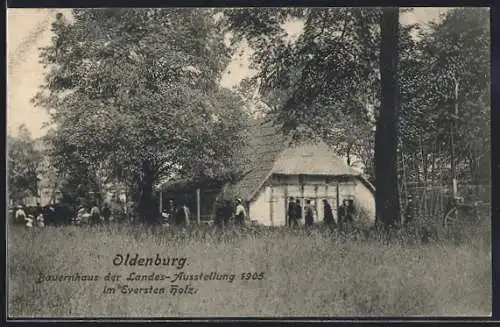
[15,205,27,225]
[234,198,247,226]
[214,199,224,229]
[74,205,85,226]
[287,197,296,226]
[339,199,355,234]
[305,199,315,227]
[53,201,62,226]
[43,205,56,226]
[25,214,34,228]
[223,199,234,228]
[346,199,355,231]
[101,202,112,224]
[323,199,336,229]
[295,199,303,225]
[90,203,101,225]
[162,200,176,226]
[161,209,170,227]
[175,201,190,227]
[338,199,349,233]
[36,212,45,228]
[54,201,74,226]
[34,202,42,219]
[214,198,231,229]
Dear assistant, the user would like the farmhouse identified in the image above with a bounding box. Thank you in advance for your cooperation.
[158,118,376,228]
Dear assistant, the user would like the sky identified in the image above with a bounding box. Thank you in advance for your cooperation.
[7,8,450,139]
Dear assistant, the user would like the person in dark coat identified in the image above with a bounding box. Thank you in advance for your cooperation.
[34,202,42,218]
[55,202,74,226]
[323,199,336,229]
[305,199,315,227]
[214,200,225,229]
[101,202,112,224]
[295,199,303,223]
[347,199,355,226]
[90,203,101,225]
[338,199,349,232]
[287,197,296,227]
[214,199,233,229]
[174,201,190,227]
[42,205,56,226]
[223,200,234,228]
[339,199,356,233]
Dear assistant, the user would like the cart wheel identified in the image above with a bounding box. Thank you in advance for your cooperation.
[443,207,459,232]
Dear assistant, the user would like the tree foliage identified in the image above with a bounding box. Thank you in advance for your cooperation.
[223,8,404,225]
[7,125,43,204]
[223,7,490,227]
[223,8,419,179]
[33,9,250,222]
[399,8,490,188]
[224,8,381,137]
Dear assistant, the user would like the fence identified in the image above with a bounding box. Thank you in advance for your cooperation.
[159,187,222,224]
[402,183,491,225]
[156,181,492,227]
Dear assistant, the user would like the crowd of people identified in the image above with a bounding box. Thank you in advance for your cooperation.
[287,197,356,232]
[160,196,355,232]
[161,200,191,227]
[10,201,119,228]
[160,198,248,228]
[12,195,355,232]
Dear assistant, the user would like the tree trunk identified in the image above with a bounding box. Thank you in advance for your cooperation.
[138,178,156,225]
[137,161,158,225]
[375,7,401,230]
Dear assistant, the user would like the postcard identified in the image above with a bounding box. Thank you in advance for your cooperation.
[6,7,491,319]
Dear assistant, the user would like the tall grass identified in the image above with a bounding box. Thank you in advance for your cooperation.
[8,218,491,317]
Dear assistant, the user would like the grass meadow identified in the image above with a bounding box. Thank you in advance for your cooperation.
[8,218,491,318]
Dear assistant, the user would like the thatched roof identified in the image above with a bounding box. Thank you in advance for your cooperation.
[158,117,375,200]
[273,143,361,176]
[225,118,371,202]
[220,118,285,200]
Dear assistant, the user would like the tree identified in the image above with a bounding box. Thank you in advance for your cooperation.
[44,129,101,207]
[425,8,490,188]
[375,7,400,228]
[223,7,490,228]
[7,125,43,204]
[223,8,411,227]
[398,8,490,191]
[33,9,250,223]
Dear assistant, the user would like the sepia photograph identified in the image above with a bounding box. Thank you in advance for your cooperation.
[6,7,491,318]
